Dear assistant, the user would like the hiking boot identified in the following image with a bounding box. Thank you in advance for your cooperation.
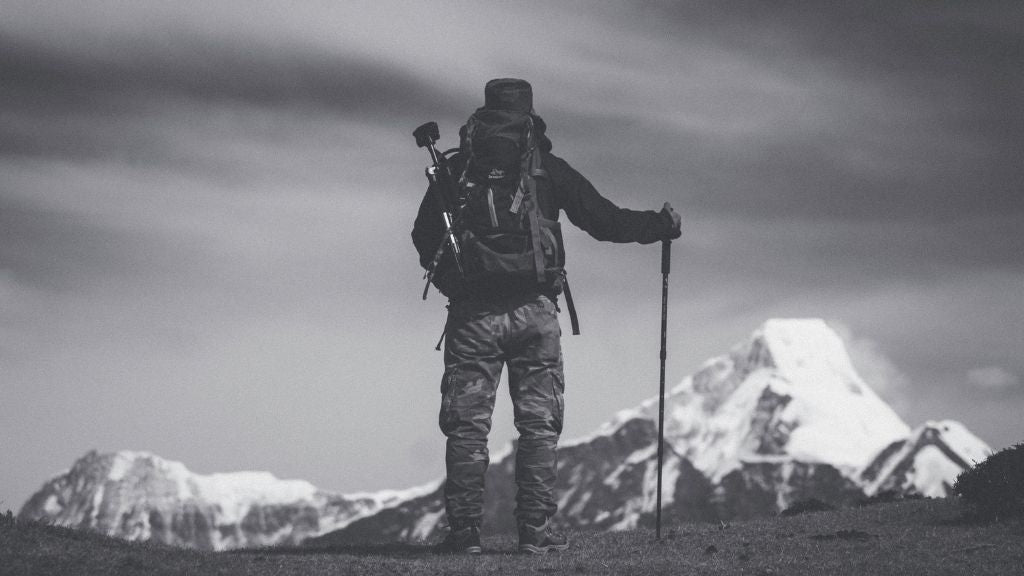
[518,519,569,554]
[433,525,482,555]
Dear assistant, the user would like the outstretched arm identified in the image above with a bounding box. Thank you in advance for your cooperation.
[546,154,681,244]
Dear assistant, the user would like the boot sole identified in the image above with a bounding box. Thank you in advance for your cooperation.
[519,543,570,555]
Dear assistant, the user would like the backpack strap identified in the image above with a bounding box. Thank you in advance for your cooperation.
[524,147,580,335]
[524,141,548,285]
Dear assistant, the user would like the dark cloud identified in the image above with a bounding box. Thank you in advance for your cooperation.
[0,30,470,116]
[702,216,1024,286]
[545,105,1024,224]
[0,30,472,162]
[564,1,1024,221]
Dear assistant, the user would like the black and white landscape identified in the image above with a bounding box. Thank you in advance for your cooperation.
[20,319,990,550]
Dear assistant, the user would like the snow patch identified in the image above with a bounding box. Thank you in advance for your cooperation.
[911,445,962,498]
[106,452,135,482]
[43,495,62,515]
[409,509,445,541]
[190,472,318,525]
[931,420,991,466]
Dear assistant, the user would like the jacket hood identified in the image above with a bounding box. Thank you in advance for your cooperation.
[532,114,553,153]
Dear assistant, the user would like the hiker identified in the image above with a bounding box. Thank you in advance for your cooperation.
[411,78,682,555]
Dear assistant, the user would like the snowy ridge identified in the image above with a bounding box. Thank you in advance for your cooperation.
[102,450,320,525]
[342,478,446,506]
[21,450,427,550]
[861,420,991,497]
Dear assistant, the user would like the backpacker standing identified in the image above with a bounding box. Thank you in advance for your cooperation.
[411,78,681,555]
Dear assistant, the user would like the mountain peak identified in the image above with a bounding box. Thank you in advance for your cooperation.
[757,318,865,390]
[660,318,910,480]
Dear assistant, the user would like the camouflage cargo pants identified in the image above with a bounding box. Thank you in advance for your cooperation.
[439,294,564,528]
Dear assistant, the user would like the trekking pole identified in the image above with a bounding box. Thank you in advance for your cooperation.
[656,239,671,540]
[413,122,465,299]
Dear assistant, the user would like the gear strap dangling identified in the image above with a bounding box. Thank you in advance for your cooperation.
[434,326,446,351]
[560,270,580,335]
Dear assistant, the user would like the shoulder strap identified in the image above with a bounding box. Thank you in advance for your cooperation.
[525,147,579,335]
[525,148,547,285]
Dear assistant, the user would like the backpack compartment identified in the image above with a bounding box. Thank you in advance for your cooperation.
[460,215,564,283]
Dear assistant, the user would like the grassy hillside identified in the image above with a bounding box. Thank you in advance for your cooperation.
[2,499,1022,576]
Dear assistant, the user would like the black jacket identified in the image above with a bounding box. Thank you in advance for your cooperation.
[412,123,678,299]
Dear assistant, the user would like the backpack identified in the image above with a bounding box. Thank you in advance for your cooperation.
[432,109,570,304]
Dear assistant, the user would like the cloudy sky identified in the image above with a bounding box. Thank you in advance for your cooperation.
[2,1,1022,511]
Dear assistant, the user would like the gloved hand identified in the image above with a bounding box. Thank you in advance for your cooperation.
[662,202,682,239]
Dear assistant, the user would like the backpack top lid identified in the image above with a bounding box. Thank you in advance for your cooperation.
[468,136,520,183]
[459,79,552,184]
[484,78,533,113]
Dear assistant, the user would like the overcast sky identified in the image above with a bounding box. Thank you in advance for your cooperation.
[2,1,1022,511]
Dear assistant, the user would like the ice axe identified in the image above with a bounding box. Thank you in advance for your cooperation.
[656,239,670,540]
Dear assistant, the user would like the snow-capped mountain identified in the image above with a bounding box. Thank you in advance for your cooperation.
[17,450,438,550]
[20,319,992,549]
[654,318,912,479]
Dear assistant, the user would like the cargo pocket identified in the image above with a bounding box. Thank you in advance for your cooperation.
[533,296,561,338]
[439,371,458,435]
[550,369,565,435]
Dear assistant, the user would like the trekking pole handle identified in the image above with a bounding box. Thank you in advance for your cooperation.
[413,121,440,148]
[661,240,671,276]
[414,121,442,165]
